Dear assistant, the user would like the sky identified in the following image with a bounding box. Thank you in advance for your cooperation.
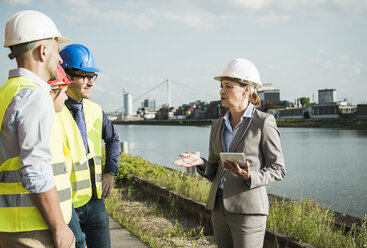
[0,0,366,112]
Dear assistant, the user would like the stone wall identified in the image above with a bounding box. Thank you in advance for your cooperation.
[127,175,318,248]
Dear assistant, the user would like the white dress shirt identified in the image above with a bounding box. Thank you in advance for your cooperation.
[223,103,254,152]
[0,68,55,193]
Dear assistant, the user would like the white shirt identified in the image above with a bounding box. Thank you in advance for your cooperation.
[0,68,55,193]
[217,103,254,189]
[223,103,254,152]
[196,103,254,184]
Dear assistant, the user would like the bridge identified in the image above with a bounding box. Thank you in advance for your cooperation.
[114,78,217,113]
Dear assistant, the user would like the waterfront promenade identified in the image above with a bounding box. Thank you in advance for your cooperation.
[109,215,147,248]
[113,118,367,129]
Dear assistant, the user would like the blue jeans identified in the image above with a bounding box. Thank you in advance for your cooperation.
[68,206,87,248]
[75,198,110,248]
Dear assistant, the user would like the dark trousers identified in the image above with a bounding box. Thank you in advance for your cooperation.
[75,198,110,248]
[68,206,87,248]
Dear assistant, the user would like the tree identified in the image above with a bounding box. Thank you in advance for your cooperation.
[299,97,310,108]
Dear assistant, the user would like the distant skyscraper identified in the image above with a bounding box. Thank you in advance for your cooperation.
[143,98,156,112]
[123,88,133,118]
[318,89,336,104]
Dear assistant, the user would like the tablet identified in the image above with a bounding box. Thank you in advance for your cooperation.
[219,152,246,162]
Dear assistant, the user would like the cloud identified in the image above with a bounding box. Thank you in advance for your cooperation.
[64,0,89,8]
[252,11,290,24]
[0,0,31,5]
[353,63,362,75]
[59,0,367,31]
[225,0,367,14]
[231,0,271,10]
[309,56,346,69]
[107,11,152,30]
[198,0,367,23]
[69,10,152,30]
[161,10,214,30]
[308,55,365,78]
[6,0,366,31]
[62,1,153,29]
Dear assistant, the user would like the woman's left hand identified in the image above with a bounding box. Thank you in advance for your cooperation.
[222,160,251,180]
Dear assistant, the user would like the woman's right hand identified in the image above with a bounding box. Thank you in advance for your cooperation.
[172,153,204,167]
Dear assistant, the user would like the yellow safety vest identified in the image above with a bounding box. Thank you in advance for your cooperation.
[59,99,103,208]
[0,77,72,232]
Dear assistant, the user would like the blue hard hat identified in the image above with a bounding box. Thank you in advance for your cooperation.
[60,44,101,72]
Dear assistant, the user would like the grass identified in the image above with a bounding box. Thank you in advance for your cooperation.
[268,197,367,248]
[105,186,216,248]
[115,154,210,203]
[105,153,367,248]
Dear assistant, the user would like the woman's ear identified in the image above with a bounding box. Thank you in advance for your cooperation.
[243,85,251,96]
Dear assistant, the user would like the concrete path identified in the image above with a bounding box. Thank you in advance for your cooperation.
[109,215,148,248]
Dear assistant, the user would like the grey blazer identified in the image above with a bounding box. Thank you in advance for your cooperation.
[200,108,286,215]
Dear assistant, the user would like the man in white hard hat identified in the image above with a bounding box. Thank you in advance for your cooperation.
[0,10,75,248]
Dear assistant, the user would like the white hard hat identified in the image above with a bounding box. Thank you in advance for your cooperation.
[4,10,69,48]
[214,58,262,89]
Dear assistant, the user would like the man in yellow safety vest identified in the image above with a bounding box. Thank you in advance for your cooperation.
[48,65,88,248]
[59,44,121,248]
[0,10,75,248]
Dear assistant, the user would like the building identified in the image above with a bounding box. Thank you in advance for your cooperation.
[142,98,156,112]
[277,108,305,119]
[123,88,133,119]
[136,107,156,120]
[338,101,357,115]
[318,89,336,104]
[357,104,367,118]
[258,83,280,107]
[155,100,227,120]
[311,103,339,118]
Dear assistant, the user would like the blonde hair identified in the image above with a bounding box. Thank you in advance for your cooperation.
[249,91,261,108]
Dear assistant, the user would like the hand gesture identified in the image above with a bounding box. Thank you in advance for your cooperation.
[172,153,204,167]
[222,160,251,180]
[102,173,115,198]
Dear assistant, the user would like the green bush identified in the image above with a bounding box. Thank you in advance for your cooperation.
[116,154,211,203]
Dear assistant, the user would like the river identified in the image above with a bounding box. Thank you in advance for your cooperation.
[114,124,367,219]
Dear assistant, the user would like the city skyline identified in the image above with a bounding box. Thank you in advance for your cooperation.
[128,83,356,114]
[1,0,366,111]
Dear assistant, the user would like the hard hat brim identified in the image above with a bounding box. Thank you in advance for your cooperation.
[62,66,102,73]
[213,75,262,89]
[57,36,70,44]
[213,75,223,82]
[4,35,70,48]
[48,80,75,87]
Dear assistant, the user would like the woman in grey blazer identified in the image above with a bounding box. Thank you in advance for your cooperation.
[173,58,286,248]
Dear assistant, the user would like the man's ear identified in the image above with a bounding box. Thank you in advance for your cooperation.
[38,42,48,62]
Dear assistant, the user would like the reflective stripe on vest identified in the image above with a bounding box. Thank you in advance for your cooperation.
[0,77,72,232]
[0,188,71,208]
[0,162,66,183]
[83,100,103,199]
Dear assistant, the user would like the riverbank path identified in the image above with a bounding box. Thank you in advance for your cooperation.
[109,215,148,247]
